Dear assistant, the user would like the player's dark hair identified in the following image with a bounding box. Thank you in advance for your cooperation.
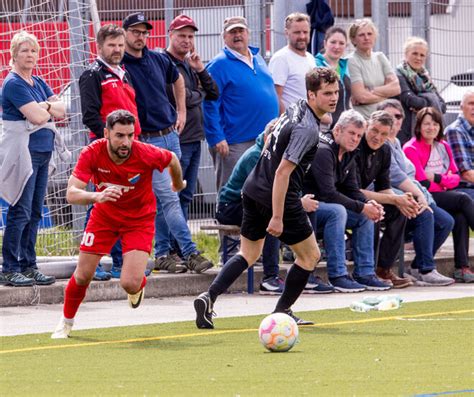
[414,107,444,142]
[97,24,125,47]
[106,109,135,130]
[305,67,338,95]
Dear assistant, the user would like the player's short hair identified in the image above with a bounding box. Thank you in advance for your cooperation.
[376,99,405,119]
[414,107,444,142]
[106,110,135,130]
[305,67,338,94]
[97,24,125,47]
[335,109,366,130]
[284,12,310,29]
[348,18,378,46]
[368,110,394,129]
[10,31,39,67]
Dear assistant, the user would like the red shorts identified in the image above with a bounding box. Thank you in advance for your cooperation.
[80,211,155,256]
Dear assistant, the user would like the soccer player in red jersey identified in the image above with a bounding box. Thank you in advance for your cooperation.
[51,110,186,338]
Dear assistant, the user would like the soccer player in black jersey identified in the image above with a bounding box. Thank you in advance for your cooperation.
[194,68,339,328]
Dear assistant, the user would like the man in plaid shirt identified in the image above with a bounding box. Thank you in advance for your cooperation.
[445,89,474,200]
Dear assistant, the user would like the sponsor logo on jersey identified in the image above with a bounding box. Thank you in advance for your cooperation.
[97,182,135,193]
[128,173,141,184]
[98,168,111,173]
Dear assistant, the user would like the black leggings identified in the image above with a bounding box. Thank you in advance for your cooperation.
[431,191,474,267]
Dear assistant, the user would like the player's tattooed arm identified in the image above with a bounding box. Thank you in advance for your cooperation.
[66,175,122,205]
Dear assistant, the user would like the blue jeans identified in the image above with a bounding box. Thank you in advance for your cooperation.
[2,151,51,273]
[407,204,454,271]
[262,234,280,278]
[140,132,197,258]
[308,202,375,278]
[178,141,201,220]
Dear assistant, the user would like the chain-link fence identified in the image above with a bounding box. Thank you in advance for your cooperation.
[0,0,472,257]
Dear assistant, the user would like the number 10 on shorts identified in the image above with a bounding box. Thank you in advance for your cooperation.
[81,232,95,247]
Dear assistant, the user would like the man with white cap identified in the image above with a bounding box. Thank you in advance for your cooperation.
[203,16,279,191]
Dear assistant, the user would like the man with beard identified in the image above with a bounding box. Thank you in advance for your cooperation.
[51,110,185,339]
[122,12,214,274]
[79,24,141,280]
[269,12,315,114]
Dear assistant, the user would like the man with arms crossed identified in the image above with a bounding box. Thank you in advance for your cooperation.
[194,68,339,329]
[51,110,185,339]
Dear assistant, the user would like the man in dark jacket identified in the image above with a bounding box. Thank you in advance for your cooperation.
[355,110,418,288]
[304,109,391,292]
[164,15,219,220]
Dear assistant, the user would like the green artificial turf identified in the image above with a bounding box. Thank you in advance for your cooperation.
[1,298,473,396]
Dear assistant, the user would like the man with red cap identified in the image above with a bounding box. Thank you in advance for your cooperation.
[164,15,219,231]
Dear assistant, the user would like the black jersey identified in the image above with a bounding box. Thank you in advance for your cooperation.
[243,99,320,209]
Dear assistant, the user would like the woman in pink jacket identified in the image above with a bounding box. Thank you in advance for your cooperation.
[403,107,474,280]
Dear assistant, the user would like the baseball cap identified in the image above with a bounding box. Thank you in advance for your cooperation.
[123,12,153,30]
[223,16,248,32]
[168,14,198,32]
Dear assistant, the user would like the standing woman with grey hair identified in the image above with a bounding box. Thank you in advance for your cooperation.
[347,18,400,120]
[0,31,65,286]
[396,36,446,145]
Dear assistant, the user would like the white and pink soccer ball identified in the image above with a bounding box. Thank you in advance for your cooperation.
[258,313,299,352]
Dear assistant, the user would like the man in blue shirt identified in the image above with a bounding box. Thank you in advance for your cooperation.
[122,12,213,273]
[203,16,279,191]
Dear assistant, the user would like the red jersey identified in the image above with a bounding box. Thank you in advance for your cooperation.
[72,139,172,223]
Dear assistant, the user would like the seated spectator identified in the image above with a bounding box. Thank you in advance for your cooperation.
[304,110,391,292]
[354,110,415,288]
[445,89,474,200]
[403,107,474,282]
[347,18,400,120]
[377,99,455,286]
[396,37,446,145]
[315,26,351,128]
[217,121,333,294]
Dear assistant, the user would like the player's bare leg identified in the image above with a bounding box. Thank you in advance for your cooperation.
[273,233,320,325]
[121,250,149,309]
[51,252,102,339]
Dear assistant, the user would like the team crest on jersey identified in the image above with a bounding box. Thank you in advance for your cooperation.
[128,173,141,184]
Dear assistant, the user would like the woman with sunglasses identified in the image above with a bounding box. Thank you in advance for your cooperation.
[403,107,474,282]
[377,100,454,286]
[396,37,446,145]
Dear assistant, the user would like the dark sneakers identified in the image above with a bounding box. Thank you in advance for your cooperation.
[154,254,188,273]
[22,268,56,285]
[194,292,215,329]
[186,252,213,274]
[282,309,314,326]
[0,272,35,287]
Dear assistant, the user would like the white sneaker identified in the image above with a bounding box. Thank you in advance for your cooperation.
[51,316,74,339]
[128,287,145,309]
[417,270,455,286]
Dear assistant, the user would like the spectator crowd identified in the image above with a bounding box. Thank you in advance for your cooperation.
[1,10,473,294]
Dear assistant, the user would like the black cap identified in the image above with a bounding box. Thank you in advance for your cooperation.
[123,12,153,30]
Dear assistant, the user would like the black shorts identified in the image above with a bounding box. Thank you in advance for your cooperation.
[240,194,313,246]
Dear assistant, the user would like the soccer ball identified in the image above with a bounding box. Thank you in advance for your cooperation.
[258,313,299,352]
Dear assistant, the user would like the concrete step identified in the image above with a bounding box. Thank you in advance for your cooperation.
[0,246,470,307]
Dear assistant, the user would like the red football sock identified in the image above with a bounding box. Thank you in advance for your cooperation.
[63,275,89,319]
[139,275,147,290]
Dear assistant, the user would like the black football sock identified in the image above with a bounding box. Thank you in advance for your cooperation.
[209,254,248,302]
[274,264,312,313]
